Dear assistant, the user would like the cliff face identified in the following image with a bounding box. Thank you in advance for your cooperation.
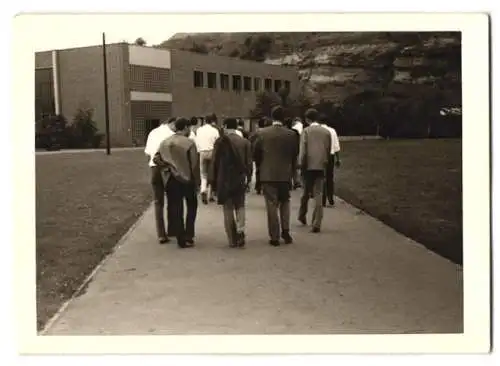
[158,32,461,106]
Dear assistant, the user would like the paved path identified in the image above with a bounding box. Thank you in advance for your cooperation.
[43,191,463,335]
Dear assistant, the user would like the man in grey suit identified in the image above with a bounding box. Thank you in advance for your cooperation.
[253,106,298,246]
[298,108,332,233]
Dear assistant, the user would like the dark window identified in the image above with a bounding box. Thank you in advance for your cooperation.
[254,77,261,91]
[194,71,204,87]
[243,76,252,91]
[232,75,242,91]
[207,72,217,89]
[220,73,229,90]
[284,80,291,90]
[264,78,272,91]
[274,79,282,93]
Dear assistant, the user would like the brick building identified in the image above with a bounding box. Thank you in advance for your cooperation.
[35,43,300,146]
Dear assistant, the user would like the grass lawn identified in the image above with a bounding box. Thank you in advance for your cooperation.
[36,150,152,331]
[335,139,462,264]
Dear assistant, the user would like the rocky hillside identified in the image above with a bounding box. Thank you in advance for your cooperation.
[157,32,461,106]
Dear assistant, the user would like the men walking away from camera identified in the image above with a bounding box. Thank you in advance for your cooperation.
[253,106,298,246]
[210,118,253,248]
[298,108,331,233]
[144,118,175,244]
[319,114,341,207]
[195,113,220,204]
[155,118,200,248]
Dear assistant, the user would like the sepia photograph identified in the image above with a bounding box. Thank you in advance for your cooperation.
[12,12,490,354]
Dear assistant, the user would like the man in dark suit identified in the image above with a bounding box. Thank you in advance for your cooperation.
[253,106,298,246]
[210,118,253,248]
[298,108,332,233]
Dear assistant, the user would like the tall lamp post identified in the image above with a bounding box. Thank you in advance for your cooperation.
[102,32,111,155]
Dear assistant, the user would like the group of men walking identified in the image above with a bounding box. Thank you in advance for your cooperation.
[144,106,341,249]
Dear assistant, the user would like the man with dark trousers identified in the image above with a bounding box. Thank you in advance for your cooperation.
[253,106,298,246]
[155,118,200,248]
[211,118,253,248]
[144,118,175,244]
[298,108,332,233]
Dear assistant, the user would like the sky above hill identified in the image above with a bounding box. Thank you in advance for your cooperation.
[19,14,175,51]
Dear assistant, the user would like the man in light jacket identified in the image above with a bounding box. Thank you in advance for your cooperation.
[154,118,200,248]
[297,109,331,233]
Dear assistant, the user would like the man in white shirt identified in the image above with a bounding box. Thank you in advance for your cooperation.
[144,118,175,243]
[195,113,220,204]
[292,117,303,135]
[188,117,198,141]
[319,114,341,207]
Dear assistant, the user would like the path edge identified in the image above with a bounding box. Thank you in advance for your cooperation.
[38,202,154,335]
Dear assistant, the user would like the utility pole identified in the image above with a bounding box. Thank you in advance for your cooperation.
[102,32,111,155]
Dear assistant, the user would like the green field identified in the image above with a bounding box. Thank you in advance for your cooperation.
[36,150,152,330]
[336,139,462,264]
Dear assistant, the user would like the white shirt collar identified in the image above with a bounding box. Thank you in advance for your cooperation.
[310,122,320,126]
[272,121,283,126]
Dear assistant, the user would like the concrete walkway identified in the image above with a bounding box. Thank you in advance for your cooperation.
[43,190,463,335]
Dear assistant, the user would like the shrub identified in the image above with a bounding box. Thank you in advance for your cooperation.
[35,114,69,150]
[250,89,312,121]
[66,108,100,148]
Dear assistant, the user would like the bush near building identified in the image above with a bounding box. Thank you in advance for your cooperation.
[35,109,104,150]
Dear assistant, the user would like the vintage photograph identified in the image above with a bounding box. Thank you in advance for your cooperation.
[32,19,466,338]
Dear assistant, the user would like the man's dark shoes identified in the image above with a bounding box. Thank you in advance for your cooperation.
[236,232,246,248]
[178,238,195,248]
[269,239,280,247]
[311,227,321,233]
[298,216,307,225]
[158,237,170,244]
[281,231,293,244]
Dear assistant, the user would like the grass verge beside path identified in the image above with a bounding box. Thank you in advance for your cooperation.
[36,150,152,330]
[336,139,462,264]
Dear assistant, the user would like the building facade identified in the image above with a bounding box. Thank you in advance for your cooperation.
[35,43,300,146]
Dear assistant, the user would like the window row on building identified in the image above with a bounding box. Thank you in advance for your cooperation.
[193,70,291,93]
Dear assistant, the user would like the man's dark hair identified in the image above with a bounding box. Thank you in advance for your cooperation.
[175,117,189,131]
[206,113,218,124]
[271,105,285,122]
[305,108,319,121]
[284,117,293,129]
[190,116,198,126]
[224,117,238,130]
[318,113,328,124]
